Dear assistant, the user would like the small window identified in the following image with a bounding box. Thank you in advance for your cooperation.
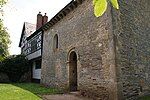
[53,34,58,50]
[35,60,41,69]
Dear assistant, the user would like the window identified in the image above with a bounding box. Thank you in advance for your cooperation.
[31,39,37,53]
[35,60,41,69]
[53,34,58,50]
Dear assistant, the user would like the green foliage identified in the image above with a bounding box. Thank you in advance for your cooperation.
[93,0,119,17]
[0,0,10,60]
[93,0,108,17]
[110,0,119,9]
[0,0,7,7]
[0,0,7,16]
[0,55,30,82]
[0,19,11,60]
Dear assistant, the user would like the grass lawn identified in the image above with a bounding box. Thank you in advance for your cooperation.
[138,96,150,100]
[0,83,59,100]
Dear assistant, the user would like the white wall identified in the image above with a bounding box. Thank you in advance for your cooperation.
[27,49,41,60]
[32,61,41,79]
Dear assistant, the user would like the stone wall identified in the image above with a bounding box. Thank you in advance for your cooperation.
[41,0,117,99]
[112,0,150,99]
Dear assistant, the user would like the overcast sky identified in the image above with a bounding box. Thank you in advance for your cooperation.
[2,0,72,55]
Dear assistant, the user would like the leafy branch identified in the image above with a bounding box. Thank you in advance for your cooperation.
[0,0,10,60]
[93,0,119,17]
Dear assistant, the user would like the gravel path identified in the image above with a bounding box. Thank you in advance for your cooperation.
[42,92,92,100]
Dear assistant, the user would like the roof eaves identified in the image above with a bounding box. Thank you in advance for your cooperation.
[41,0,84,31]
[19,23,25,47]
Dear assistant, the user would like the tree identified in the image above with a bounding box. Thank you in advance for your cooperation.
[0,0,10,61]
[0,55,30,82]
[0,20,10,60]
[93,0,119,17]
[0,0,7,14]
[0,0,7,7]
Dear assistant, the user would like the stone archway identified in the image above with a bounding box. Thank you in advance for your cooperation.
[69,51,77,91]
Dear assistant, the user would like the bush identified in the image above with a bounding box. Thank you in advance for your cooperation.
[0,55,30,82]
[0,72,9,83]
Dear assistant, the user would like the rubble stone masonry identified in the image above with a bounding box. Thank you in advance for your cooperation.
[41,0,150,99]
[112,0,150,99]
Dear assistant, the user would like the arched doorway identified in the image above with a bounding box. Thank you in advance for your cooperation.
[69,51,77,91]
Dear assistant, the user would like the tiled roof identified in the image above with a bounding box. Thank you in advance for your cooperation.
[24,22,36,37]
[19,22,36,47]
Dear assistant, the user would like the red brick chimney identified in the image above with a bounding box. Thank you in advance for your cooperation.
[36,12,43,30]
[42,13,48,25]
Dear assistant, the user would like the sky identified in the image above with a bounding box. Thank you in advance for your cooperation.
[2,0,72,55]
